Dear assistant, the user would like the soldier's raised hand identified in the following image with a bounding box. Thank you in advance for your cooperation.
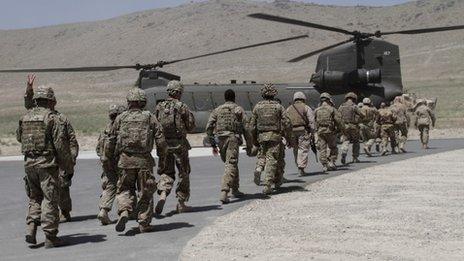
[26,74,36,92]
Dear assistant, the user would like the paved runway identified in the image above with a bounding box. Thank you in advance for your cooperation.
[1,139,463,261]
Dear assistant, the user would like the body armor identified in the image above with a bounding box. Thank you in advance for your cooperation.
[216,103,239,133]
[20,107,54,155]
[255,101,282,132]
[117,111,153,154]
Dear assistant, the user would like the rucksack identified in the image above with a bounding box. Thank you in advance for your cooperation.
[117,111,153,154]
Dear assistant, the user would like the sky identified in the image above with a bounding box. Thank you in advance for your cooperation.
[0,0,411,30]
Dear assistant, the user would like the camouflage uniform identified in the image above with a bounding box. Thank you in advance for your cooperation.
[25,88,78,220]
[96,104,128,224]
[314,93,343,172]
[338,93,363,163]
[377,104,397,155]
[359,98,379,156]
[415,100,436,148]
[285,92,315,175]
[390,97,410,153]
[18,86,70,247]
[108,88,163,232]
[250,84,292,194]
[206,99,248,203]
[155,81,195,212]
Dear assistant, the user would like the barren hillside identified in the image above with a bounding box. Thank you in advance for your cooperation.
[1,0,463,136]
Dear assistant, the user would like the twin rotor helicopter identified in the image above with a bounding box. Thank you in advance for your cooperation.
[1,13,464,132]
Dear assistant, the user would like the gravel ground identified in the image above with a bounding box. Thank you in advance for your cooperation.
[180,149,464,261]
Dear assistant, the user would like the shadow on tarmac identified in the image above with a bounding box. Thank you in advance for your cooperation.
[162,204,223,218]
[69,214,98,223]
[29,233,107,249]
[122,222,194,236]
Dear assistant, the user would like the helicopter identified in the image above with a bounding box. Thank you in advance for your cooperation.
[1,14,464,133]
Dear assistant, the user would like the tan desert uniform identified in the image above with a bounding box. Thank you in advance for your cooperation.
[338,94,363,163]
[377,104,397,155]
[18,87,71,247]
[390,99,410,152]
[359,100,378,155]
[314,93,343,171]
[25,87,78,220]
[155,82,196,209]
[108,88,164,231]
[206,101,249,202]
[415,101,436,148]
[285,94,315,174]
[250,84,292,194]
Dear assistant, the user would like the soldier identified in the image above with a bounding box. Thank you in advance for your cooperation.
[250,83,292,194]
[285,92,315,176]
[377,102,397,155]
[359,98,379,156]
[206,89,250,204]
[96,104,126,225]
[415,99,436,149]
[107,88,164,233]
[314,92,343,172]
[338,92,363,164]
[154,81,196,214]
[24,74,78,222]
[17,86,69,247]
[390,96,410,153]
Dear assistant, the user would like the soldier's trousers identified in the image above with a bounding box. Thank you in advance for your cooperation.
[380,124,396,152]
[276,142,286,186]
[360,124,376,151]
[259,140,281,186]
[340,124,360,158]
[99,166,118,211]
[218,135,240,192]
[395,123,408,150]
[117,168,156,225]
[24,166,60,237]
[58,171,72,213]
[291,130,311,169]
[317,132,338,165]
[418,124,430,145]
[157,146,191,202]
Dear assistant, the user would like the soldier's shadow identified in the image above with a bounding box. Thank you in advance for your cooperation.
[272,185,308,195]
[230,192,269,204]
[29,233,107,248]
[121,222,194,236]
[68,214,98,223]
[160,204,222,218]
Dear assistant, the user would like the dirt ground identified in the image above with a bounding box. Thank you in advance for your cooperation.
[180,149,464,261]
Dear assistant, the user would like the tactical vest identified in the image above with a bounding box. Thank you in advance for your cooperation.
[287,102,307,128]
[416,105,431,126]
[216,103,239,133]
[339,101,357,124]
[21,107,54,155]
[378,109,394,125]
[157,100,185,139]
[255,101,282,132]
[315,105,335,129]
[361,106,376,125]
[117,111,153,154]
[391,104,406,124]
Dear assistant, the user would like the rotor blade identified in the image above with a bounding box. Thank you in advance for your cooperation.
[381,24,464,35]
[0,65,138,73]
[165,34,309,65]
[288,38,353,63]
[248,13,354,36]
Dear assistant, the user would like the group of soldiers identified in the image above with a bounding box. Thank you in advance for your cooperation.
[17,75,436,248]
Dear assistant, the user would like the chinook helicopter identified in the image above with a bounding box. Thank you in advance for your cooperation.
[1,14,464,133]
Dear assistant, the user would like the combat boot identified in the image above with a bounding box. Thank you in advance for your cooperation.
[364,147,372,157]
[220,191,230,204]
[400,147,407,153]
[231,189,245,198]
[155,191,167,215]
[328,161,337,171]
[115,210,129,232]
[352,157,360,163]
[341,153,347,165]
[97,208,111,226]
[44,235,64,248]
[176,200,192,213]
[381,150,388,156]
[60,210,71,222]
[139,223,152,233]
[25,222,37,245]
[322,165,328,173]
[263,184,272,195]
[253,168,262,185]
[298,168,306,177]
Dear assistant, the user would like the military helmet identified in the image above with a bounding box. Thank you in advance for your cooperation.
[293,91,306,101]
[345,92,357,101]
[394,96,402,103]
[108,104,119,115]
[261,83,278,97]
[167,80,184,96]
[320,92,331,101]
[33,86,55,101]
[126,88,147,102]
[363,97,371,105]
[380,102,387,108]
[117,104,127,114]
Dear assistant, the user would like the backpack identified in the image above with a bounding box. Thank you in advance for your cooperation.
[117,111,153,154]
[255,101,281,132]
[157,100,184,138]
[315,105,334,129]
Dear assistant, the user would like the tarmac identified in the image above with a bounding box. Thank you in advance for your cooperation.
[0,138,463,260]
